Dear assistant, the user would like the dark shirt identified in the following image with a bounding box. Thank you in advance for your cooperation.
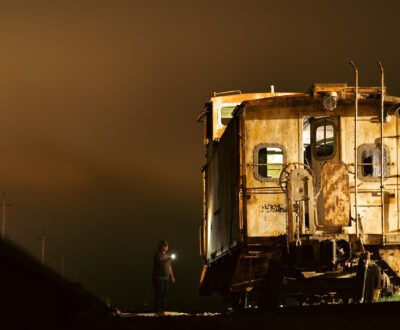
[152,252,171,280]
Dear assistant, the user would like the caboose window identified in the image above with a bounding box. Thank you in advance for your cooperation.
[220,105,237,125]
[315,123,334,157]
[358,144,389,181]
[253,144,285,181]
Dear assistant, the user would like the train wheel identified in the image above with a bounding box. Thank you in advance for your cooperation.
[361,263,382,303]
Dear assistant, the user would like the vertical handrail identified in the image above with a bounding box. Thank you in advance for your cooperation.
[240,109,248,246]
[350,61,359,238]
[397,109,400,231]
[378,61,385,239]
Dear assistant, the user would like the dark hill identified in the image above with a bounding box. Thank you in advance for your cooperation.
[0,239,110,321]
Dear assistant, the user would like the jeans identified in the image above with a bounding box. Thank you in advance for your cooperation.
[153,278,169,312]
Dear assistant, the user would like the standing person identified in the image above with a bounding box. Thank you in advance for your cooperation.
[152,240,175,314]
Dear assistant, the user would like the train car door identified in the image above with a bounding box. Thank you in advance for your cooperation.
[309,117,340,227]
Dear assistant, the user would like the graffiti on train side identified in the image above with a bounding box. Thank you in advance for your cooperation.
[261,204,300,213]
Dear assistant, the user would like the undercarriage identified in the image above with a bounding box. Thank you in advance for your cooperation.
[200,236,400,310]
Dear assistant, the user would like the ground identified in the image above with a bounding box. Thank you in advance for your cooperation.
[31,302,399,330]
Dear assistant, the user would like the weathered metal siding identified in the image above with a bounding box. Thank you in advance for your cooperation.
[211,93,269,140]
[240,99,400,238]
[322,161,350,227]
[218,117,240,251]
[205,95,400,254]
[211,93,294,141]
[205,117,240,260]
[341,103,399,235]
[244,105,299,237]
[206,142,219,259]
[397,117,400,233]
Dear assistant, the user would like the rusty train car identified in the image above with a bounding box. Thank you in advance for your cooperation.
[198,64,400,308]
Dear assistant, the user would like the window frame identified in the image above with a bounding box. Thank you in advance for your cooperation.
[217,103,239,128]
[253,143,286,182]
[357,143,390,182]
[311,118,338,161]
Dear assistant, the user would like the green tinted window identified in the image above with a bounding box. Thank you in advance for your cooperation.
[258,147,283,178]
[220,106,236,125]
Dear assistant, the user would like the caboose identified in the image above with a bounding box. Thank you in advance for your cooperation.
[198,63,400,309]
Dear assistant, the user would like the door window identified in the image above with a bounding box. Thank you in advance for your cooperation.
[253,144,285,181]
[312,118,337,160]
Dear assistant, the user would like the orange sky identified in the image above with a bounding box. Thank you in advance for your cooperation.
[0,0,399,308]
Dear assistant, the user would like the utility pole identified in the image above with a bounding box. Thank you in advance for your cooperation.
[1,192,13,240]
[38,235,49,265]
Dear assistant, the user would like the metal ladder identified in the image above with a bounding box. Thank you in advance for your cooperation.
[350,61,386,242]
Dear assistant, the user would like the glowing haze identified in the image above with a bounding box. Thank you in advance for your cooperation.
[0,0,399,308]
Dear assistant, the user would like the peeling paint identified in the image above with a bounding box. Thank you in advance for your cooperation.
[322,162,350,227]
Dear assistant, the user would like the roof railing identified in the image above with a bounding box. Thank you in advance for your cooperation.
[213,90,241,97]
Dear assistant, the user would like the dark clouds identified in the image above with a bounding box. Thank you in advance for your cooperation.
[0,0,399,308]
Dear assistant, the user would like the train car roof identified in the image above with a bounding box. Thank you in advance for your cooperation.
[239,83,400,109]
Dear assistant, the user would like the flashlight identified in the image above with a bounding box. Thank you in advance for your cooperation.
[171,254,176,260]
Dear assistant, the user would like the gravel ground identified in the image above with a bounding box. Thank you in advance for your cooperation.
[47,302,400,330]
